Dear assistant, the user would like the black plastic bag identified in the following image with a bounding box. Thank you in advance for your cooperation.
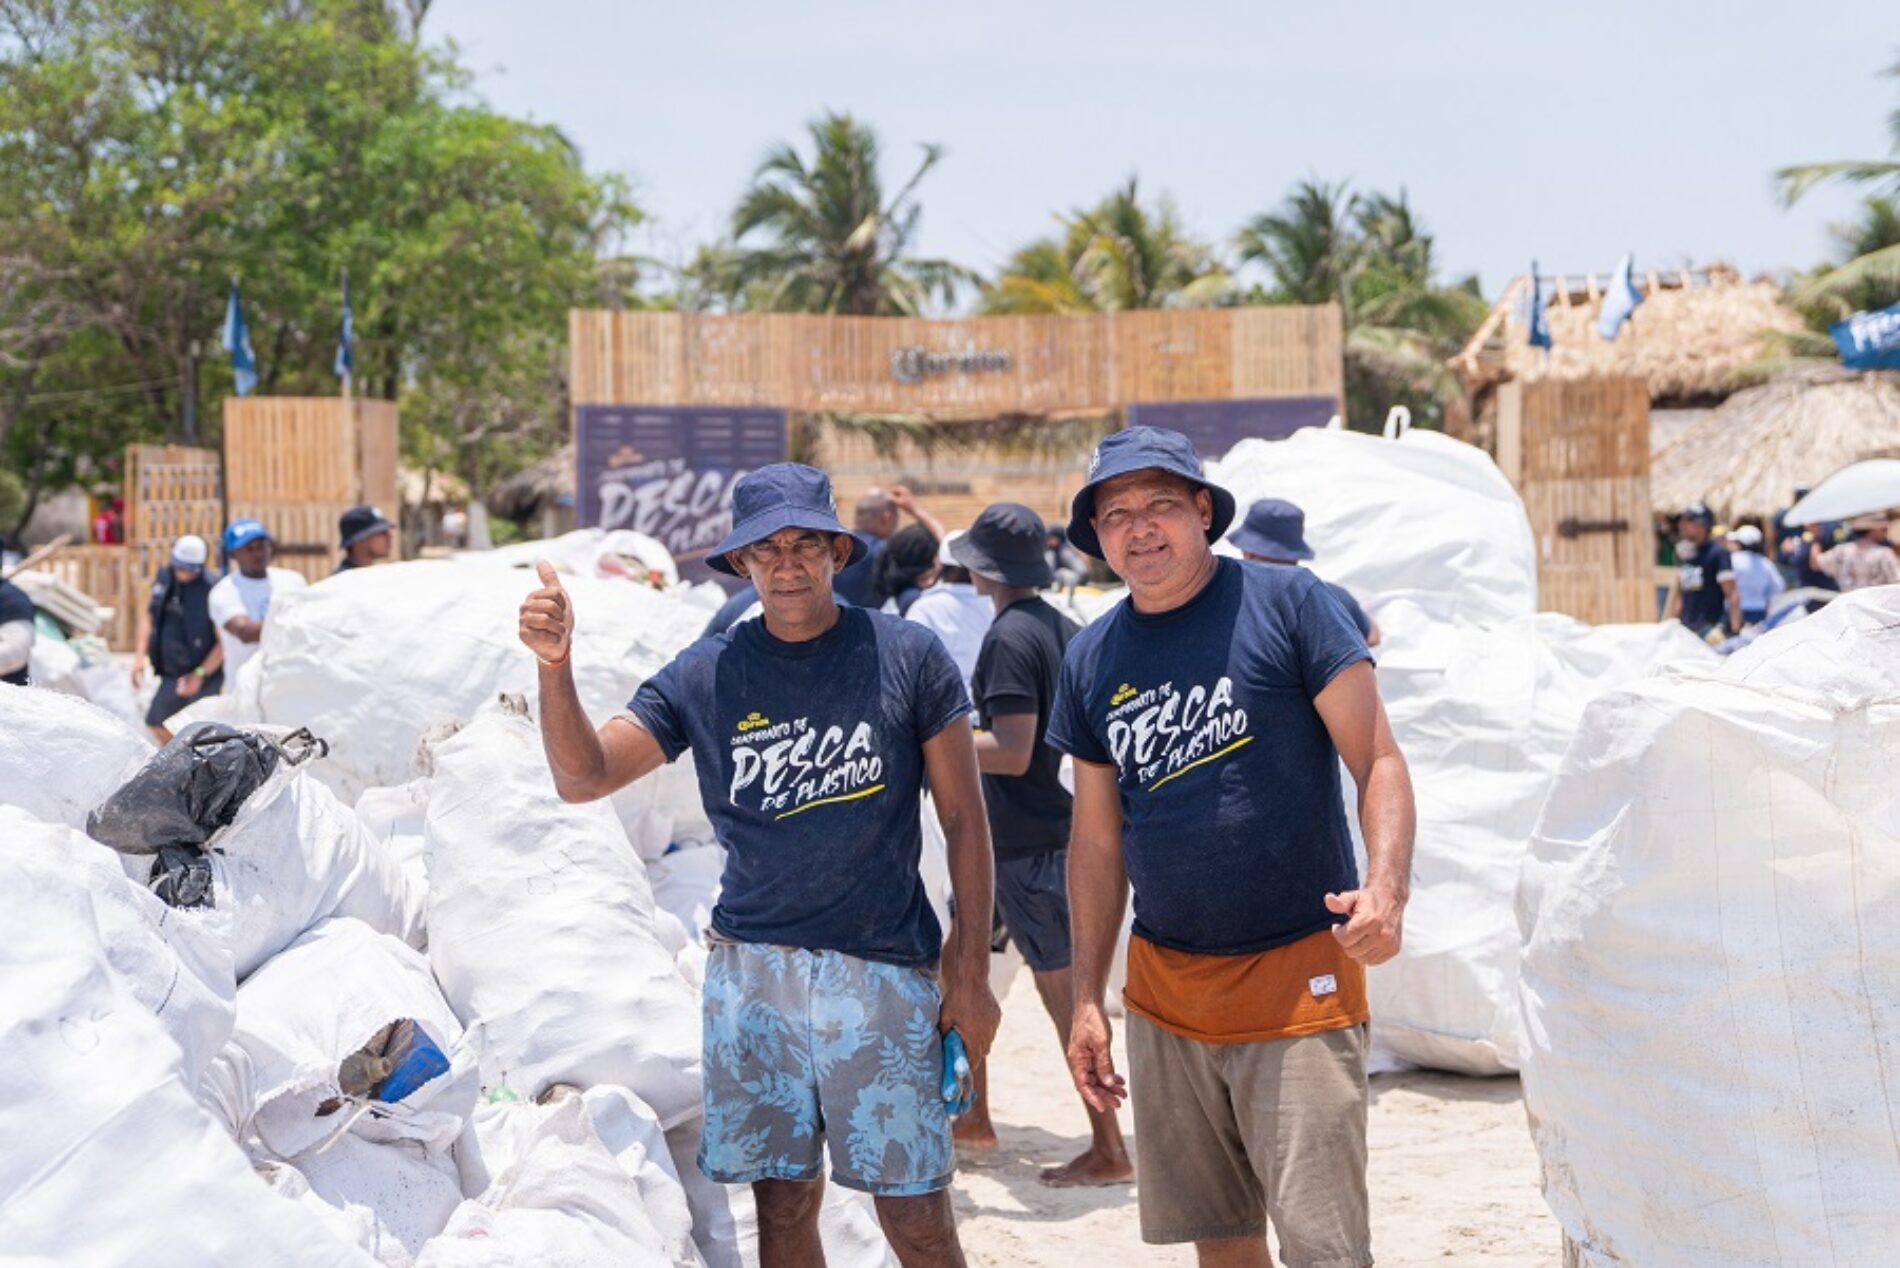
[150,844,215,909]
[86,724,324,855]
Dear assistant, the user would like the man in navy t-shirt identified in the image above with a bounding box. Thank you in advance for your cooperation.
[1667,502,1740,639]
[519,463,998,1263]
[1048,426,1416,1262]
[1226,496,1381,647]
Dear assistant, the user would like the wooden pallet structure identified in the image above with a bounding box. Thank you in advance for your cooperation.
[224,397,401,583]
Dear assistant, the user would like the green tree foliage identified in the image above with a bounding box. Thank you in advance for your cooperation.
[1237,180,1486,431]
[0,0,636,524]
[980,178,1232,314]
[697,112,974,316]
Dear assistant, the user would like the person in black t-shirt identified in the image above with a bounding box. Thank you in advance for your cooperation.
[1667,502,1741,640]
[947,502,1134,1188]
[132,534,224,741]
[0,575,36,686]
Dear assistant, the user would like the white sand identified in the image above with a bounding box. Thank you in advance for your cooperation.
[952,972,1559,1266]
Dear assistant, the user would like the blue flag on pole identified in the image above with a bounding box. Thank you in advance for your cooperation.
[1598,253,1644,341]
[334,270,355,380]
[222,280,258,397]
[1527,262,1552,354]
[1830,300,1900,370]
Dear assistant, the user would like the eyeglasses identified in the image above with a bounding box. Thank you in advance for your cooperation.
[738,536,833,566]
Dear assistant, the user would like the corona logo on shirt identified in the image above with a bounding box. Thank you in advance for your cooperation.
[1104,676,1252,792]
[728,714,885,819]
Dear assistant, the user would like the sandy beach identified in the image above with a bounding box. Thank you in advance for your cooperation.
[952,971,1559,1267]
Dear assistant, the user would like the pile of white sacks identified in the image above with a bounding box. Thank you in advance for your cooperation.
[0,560,898,1267]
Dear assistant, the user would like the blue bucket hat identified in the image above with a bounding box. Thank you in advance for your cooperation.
[1226,498,1314,562]
[222,518,270,553]
[1066,426,1237,559]
[707,463,868,577]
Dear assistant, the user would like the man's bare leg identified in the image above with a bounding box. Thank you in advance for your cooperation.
[874,1190,965,1268]
[949,1061,998,1149]
[754,1177,826,1268]
[1195,1236,1273,1267]
[1031,966,1133,1187]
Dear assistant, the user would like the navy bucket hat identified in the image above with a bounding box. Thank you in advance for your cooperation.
[1066,426,1237,559]
[1226,498,1315,562]
[708,463,868,577]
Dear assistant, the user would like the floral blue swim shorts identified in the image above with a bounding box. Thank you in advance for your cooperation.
[698,941,953,1197]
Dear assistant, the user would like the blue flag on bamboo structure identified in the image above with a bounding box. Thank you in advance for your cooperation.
[222,281,258,397]
[1598,253,1644,341]
[334,270,355,380]
[1526,262,1553,354]
[1830,300,1900,370]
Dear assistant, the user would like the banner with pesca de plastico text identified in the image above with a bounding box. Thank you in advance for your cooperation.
[576,405,788,583]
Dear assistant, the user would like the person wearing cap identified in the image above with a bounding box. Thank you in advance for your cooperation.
[207,519,308,683]
[1722,525,1784,625]
[132,534,223,741]
[1666,502,1741,640]
[0,570,36,687]
[945,502,1134,1188]
[1046,426,1415,1263]
[333,504,395,574]
[519,462,999,1263]
[905,530,994,691]
[1810,514,1899,593]
[1228,498,1381,648]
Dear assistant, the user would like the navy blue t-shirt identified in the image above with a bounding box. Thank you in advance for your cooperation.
[1046,557,1371,957]
[1675,540,1735,632]
[627,604,970,966]
[0,579,35,686]
[1324,581,1372,642]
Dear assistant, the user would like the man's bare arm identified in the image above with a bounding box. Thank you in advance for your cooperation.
[1313,660,1415,966]
[971,710,1037,777]
[922,716,1002,1064]
[1066,758,1128,1111]
[224,614,264,644]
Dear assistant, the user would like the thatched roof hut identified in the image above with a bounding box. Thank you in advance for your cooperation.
[1651,368,1900,520]
[399,465,472,508]
[488,444,574,524]
[1454,264,1803,428]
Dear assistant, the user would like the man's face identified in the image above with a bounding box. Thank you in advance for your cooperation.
[730,528,852,627]
[854,494,897,540]
[233,538,272,577]
[1678,516,1708,545]
[361,529,393,562]
[1092,470,1213,588]
[170,565,201,585]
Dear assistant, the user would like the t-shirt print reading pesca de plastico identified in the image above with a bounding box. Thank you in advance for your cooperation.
[1047,557,1371,958]
[625,605,970,967]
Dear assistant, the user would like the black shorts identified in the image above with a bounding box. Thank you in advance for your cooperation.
[146,670,224,727]
[994,849,1072,973]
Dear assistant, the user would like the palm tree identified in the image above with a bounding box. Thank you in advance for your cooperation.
[1776,60,1900,309]
[717,112,974,316]
[1236,180,1486,430]
[980,178,1231,314]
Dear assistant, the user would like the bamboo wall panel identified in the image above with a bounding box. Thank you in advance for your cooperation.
[570,307,1343,414]
[124,445,221,551]
[1499,378,1655,624]
[223,397,402,576]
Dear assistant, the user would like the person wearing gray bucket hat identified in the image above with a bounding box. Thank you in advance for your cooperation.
[518,461,999,1258]
[1049,428,1415,1257]
[945,501,1135,1186]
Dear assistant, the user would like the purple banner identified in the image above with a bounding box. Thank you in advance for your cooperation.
[576,405,788,582]
[1124,397,1337,461]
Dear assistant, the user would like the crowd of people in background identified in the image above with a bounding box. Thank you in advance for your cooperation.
[1665,486,1897,645]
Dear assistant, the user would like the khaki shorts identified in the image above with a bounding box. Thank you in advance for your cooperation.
[1128,1014,1371,1266]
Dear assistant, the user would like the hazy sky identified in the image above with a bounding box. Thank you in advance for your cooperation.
[433,1,1897,304]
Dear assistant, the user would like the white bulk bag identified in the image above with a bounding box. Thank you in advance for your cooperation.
[0,851,378,1267]
[646,845,725,941]
[424,708,702,1124]
[205,918,475,1262]
[1359,613,1711,1073]
[415,1095,673,1268]
[0,685,151,827]
[0,807,235,1094]
[1517,589,1900,1266]
[1207,426,1537,625]
[249,561,713,858]
[193,765,424,980]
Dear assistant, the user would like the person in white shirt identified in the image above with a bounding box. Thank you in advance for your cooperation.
[207,518,307,683]
[1724,524,1785,625]
[905,530,995,692]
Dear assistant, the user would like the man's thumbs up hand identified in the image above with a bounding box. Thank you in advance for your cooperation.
[520,559,575,664]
